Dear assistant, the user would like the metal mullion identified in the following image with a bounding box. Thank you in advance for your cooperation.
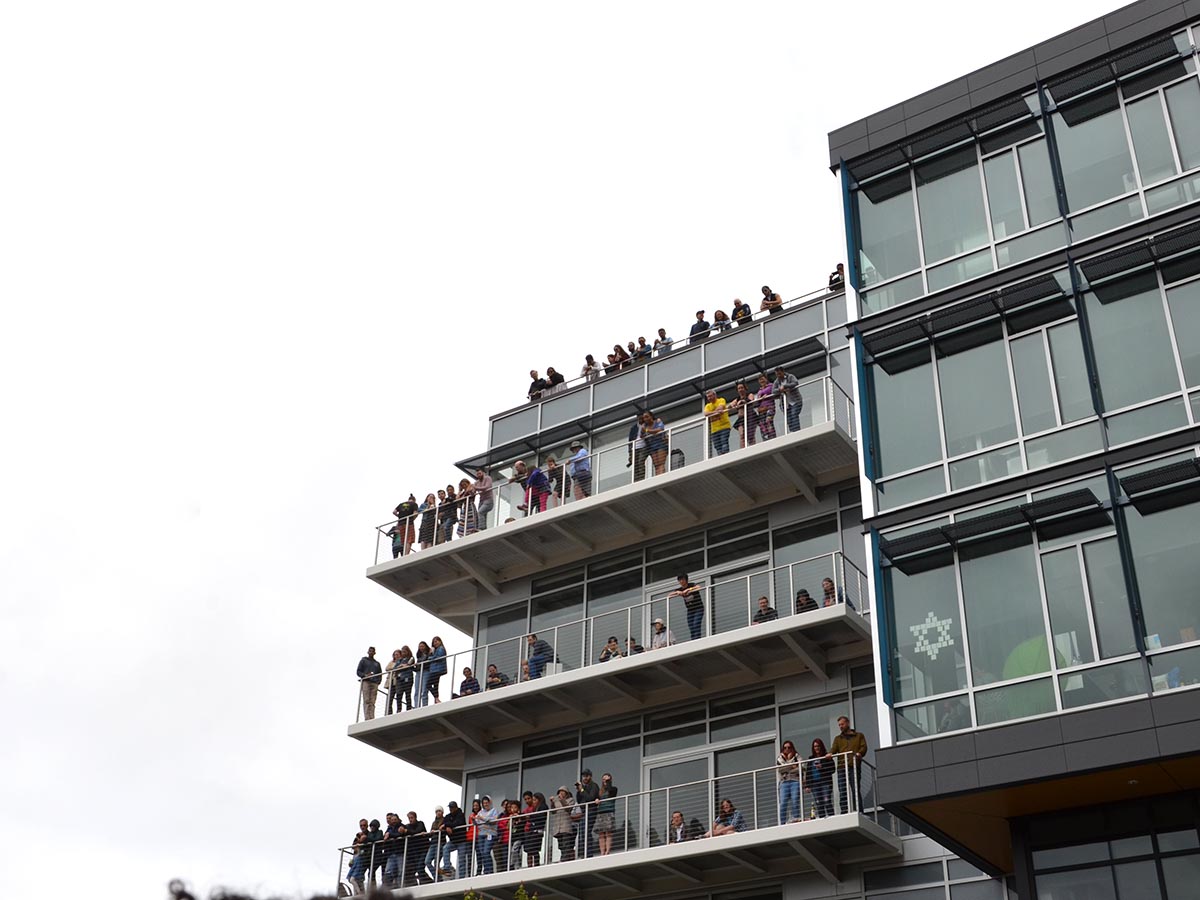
[974,141,1002,271]
[949,548,978,728]
[1010,147,1035,232]
[1042,324,1068,429]
[909,166,931,296]
[926,341,953,496]
[1154,266,1192,409]
[1157,88,1186,178]
[1000,316,1032,474]
[1115,87,1152,220]
[892,686,971,709]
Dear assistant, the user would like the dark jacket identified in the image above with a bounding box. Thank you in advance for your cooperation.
[443,808,467,844]
[357,656,382,684]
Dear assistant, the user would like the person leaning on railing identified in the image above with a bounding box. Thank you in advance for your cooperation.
[772,366,803,434]
[390,495,418,558]
[807,739,835,818]
[829,715,868,813]
[760,284,784,314]
[398,810,429,886]
[473,468,494,530]
[385,646,415,714]
[777,740,801,823]
[417,493,437,549]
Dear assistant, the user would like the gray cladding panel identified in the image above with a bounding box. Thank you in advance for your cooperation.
[876,693,1200,805]
[828,0,1195,169]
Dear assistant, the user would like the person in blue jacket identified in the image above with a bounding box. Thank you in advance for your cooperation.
[425,636,448,705]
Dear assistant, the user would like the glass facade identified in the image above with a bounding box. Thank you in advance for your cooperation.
[882,454,1200,739]
[850,29,1200,312]
[866,246,1200,512]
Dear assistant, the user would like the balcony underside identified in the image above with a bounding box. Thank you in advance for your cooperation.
[397,816,901,900]
[349,607,871,780]
[367,422,858,633]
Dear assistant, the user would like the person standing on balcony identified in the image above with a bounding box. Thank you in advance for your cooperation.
[568,441,592,499]
[650,617,676,649]
[760,284,784,314]
[549,787,578,861]
[829,715,867,814]
[473,468,494,530]
[485,663,511,689]
[442,800,468,879]
[641,410,668,476]
[575,768,600,859]
[654,327,674,354]
[424,806,447,881]
[612,343,631,369]
[386,647,414,714]
[599,635,623,662]
[400,810,428,886]
[633,337,652,361]
[527,370,548,401]
[703,389,731,456]
[458,667,480,697]
[627,416,649,482]
[474,796,499,875]
[669,573,705,641]
[544,457,565,508]
[752,596,779,625]
[777,741,801,823]
[525,793,548,867]
[731,298,752,324]
[513,460,551,515]
[456,478,479,537]
[526,633,554,679]
[689,310,710,343]
[730,381,757,450]
[594,773,618,855]
[712,309,732,332]
[418,493,438,549]
[390,494,418,558]
[546,367,565,392]
[424,636,447,705]
[357,647,382,720]
[755,373,778,441]
[773,366,804,434]
[807,739,835,818]
[822,577,845,607]
[381,812,404,889]
[828,263,845,289]
[581,354,601,381]
[413,641,431,707]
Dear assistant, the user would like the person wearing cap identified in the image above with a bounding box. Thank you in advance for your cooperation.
[650,617,676,650]
[703,389,732,457]
[442,800,468,878]
[598,635,623,662]
[357,647,383,720]
[689,309,711,343]
[549,786,578,862]
[760,284,783,314]
[567,440,592,499]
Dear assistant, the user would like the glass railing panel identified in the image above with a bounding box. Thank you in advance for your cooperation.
[648,345,702,391]
[704,325,762,370]
[593,367,646,410]
[541,388,592,429]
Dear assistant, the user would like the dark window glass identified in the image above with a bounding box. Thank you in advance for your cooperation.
[588,550,642,579]
[1166,279,1200,387]
[1012,332,1058,433]
[857,171,921,286]
[646,533,704,562]
[1047,322,1094,423]
[647,551,704,584]
[1161,855,1200,899]
[952,882,1005,900]
[644,723,706,756]
[949,860,988,880]
[871,349,942,476]
[582,718,639,745]
[531,567,585,594]
[707,515,768,545]
[863,861,944,890]
[886,551,968,701]
[975,677,1055,726]
[773,515,838,561]
[521,750,579,801]
[1127,497,1200,651]
[1053,90,1136,211]
[465,766,520,811]
[937,323,1018,456]
[711,709,775,742]
[985,150,1027,239]
[582,737,641,798]
[1085,273,1181,411]
[1018,139,1060,225]
[645,704,705,731]
[896,694,972,740]
[708,531,770,568]
[916,145,990,263]
[1042,548,1097,666]
[710,691,773,718]
[1035,868,1116,899]
[1128,94,1178,185]
[523,732,579,758]
[960,532,1048,686]
[480,603,528,645]
[1083,538,1138,659]
[1113,861,1163,900]
[779,698,847,760]
[1166,79,1200,171]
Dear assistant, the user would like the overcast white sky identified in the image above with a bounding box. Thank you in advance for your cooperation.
[0,2,1118,897]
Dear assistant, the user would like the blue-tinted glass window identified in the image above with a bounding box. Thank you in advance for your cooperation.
[886,551,968,702]
[984,150,1026,239]
[1166,78,1200,171]
[1018,139,1060,225]
[857,171,921,286]
[1053,91,1136,211]
[937,324,1018,456]
[871,349,942,476]
[1128,94,1178,185]
[916,146,990,263]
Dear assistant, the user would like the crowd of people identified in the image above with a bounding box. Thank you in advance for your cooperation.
[341,718,867,893]
[383,359,814,559]
[525,273,845,403]
[356,574,848,719]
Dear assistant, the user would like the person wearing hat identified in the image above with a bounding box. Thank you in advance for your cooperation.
[424,805,448,881]
[689,309,711,343]
[598,635,623,662]
[567,440,592,500]
[650,617,676,650]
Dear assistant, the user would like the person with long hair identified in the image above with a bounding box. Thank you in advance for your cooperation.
[386,646,415,714]
[456,478,478,537]
[594,773,618,855]
[777,739,801,823]
[418,493,438,549]
[525,792,548,867]
[425,636,447,705]
[414,641,431,708]
[641,410,668,476]
[807,738,835,818]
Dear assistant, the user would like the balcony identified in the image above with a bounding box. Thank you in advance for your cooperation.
[350,555,871,779]
[367,377,857,626]
[336,754,901,899]
[483,287,845,455]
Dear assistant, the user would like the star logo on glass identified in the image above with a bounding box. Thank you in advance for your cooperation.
[910,611,955,661]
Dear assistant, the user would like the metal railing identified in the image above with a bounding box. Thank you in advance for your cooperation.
[374,376,855,564]
[354,552,867,722]
[335,752,879,893]
[519,284,844,402]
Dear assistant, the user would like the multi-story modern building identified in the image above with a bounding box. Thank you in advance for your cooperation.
[345,3,1199,900]
[828,0,1200,897]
